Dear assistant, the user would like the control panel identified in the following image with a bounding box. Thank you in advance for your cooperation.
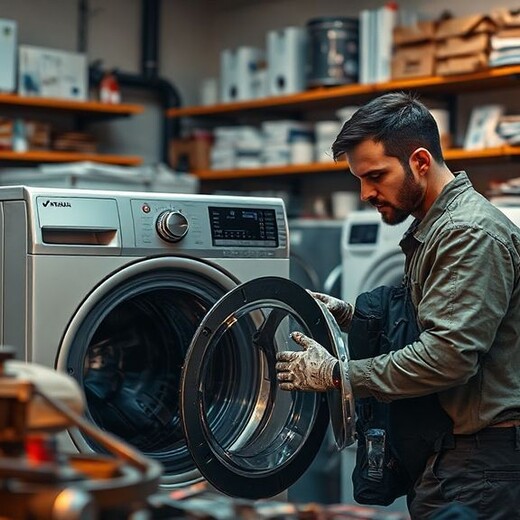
[130,196,287,258]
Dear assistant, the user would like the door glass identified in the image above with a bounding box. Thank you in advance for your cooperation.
[181,276,348,498]
[198,304,320,472]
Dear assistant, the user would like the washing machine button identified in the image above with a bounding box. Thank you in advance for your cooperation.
[156,211,189,242]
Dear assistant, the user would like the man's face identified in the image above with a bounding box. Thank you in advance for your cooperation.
[346,139,426,224]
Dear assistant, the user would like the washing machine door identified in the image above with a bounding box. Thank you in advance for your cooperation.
[180,276,356,499]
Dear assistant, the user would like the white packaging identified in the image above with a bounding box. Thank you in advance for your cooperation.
[315,120,343,142]
[267,26,306,96]
[213,126,263,149]
[262,143,291,166]
[290,141,314,165]
[220,46,265,102]
[235,144,262,168]
[211,146,236,170]
[18,45,87,100]
[262,120,313,144]
[0,19,17,93]
[199,77,219,106]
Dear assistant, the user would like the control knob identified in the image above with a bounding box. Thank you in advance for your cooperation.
[156,211,189,242]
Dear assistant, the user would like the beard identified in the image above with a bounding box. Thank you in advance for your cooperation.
[372,164,425,225]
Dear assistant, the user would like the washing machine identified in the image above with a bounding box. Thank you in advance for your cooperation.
[340,209,412,512]
[0,185,355,499]
[289,219,343,298]
[341,210,412,304]
[288,218,344,504]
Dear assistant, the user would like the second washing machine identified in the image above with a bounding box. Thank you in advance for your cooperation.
[340,210,411,512]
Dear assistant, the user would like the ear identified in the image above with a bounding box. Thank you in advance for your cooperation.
[409,147,431,177]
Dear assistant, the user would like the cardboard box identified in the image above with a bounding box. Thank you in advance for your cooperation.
[393,21,436,45]
[491,8,520,29]
[436,33,489,59]
[435,14,497,40]
[392,43,436,79]
[436,52,488,75]
[18,45,87,100]
[25,121,51,150]
[169,138,211,172]
[0,119,13,150]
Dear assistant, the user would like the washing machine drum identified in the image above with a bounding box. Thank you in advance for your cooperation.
[61,261,354,499]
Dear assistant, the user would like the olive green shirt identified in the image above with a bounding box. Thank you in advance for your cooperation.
[349,172,520,434]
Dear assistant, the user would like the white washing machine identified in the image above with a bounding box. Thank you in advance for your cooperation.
[341,210,411,513]
[341,211,412,304]
[0,186,355,499]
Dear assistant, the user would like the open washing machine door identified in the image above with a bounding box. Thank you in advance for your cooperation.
[180,276,356,499]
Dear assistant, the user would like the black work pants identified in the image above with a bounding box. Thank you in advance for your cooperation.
[408,426,520,520]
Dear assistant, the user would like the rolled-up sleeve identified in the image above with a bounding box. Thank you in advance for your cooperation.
[349,225,514,401]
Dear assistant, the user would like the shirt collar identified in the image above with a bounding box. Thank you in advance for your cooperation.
[412,171,472,243]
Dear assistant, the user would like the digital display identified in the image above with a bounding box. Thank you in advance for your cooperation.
[209,207,278,247]
[348,223,379,244]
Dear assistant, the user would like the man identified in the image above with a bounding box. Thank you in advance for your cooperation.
[276,92,520,519]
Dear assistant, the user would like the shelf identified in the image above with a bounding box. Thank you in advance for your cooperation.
[192,146,520,180]
[167,65,520,118]
[0,150,143,166]
[0,93,144,116]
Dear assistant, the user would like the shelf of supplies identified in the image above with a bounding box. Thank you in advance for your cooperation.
[0,93,144,116]
[167,65,520,118]
[192,147,520,180]
[0,150,143,166]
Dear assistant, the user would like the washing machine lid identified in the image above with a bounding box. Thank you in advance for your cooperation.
[180,276,355,499]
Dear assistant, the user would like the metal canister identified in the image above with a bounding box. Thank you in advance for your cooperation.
[305,17,359,88]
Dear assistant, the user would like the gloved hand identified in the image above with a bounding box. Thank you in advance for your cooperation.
[276,331,338,392]
[307,290,354,332]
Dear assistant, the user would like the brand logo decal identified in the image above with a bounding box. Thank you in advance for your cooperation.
[42,200,72,208]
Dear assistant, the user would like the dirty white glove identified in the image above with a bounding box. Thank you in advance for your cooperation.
[307,290,354,332]
[276,331,338,392]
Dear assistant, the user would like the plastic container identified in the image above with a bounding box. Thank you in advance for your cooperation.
[305,17,359,88]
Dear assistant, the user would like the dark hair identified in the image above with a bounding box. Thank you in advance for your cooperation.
[332,92,445,166]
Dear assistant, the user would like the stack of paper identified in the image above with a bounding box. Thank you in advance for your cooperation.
[497,115,520,145]
[359,3,398,84]
[489,34,520,66]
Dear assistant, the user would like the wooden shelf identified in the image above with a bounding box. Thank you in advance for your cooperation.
[0,93,144,116]
[192,147,520,180]
[167,65,520,118]
[0,150,143,166]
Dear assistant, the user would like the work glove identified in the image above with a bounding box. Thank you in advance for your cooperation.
[307,290,354,332]
[276,331,338,392]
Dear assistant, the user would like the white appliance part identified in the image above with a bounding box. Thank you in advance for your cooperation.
[220,46,265,102]
[266,26,306,96]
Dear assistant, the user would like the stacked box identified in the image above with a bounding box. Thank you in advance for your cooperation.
[392,20,436,79]
[435,14,497,75]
